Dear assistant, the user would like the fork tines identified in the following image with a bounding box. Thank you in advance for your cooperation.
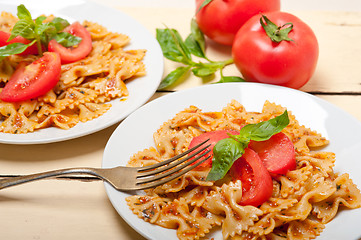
[135,139,211,190]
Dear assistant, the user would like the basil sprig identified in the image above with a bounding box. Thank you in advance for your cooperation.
[206,110,290,181]
[0,4,81,58]
[156,18,243,90]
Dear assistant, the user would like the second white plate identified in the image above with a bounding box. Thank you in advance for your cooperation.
[103,82,361,240]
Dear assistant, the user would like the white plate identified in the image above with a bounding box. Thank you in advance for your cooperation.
[103,83,361,240]
[0,0,163,144]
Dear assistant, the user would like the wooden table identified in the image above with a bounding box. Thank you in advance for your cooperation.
[0,1,360,239]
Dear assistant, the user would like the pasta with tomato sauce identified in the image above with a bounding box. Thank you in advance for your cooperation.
[125,100,361,240]
[0,12,146,133]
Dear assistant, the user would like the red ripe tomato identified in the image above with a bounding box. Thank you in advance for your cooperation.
[48,22,92,64]
[229,148,273,206]
[232,12,319,89]
[195,0,280,46]
[188,129,239,168]
[0,52,61,102]
[249,132,296,175]
[0,31,39,55]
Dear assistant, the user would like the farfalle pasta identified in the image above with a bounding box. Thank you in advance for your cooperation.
[0,12,146,133]
[125,100,361,240]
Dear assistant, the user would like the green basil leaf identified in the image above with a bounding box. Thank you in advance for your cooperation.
[9,19,36,40]
[158,66,190,90]
[156,28,192,64]
[206,138,246,181]
[35,16,47,25]
[0,41,34,60]
[190,18,206,54]
[214,76,245,83]
[50,17,70,32]
[185,35,206,59]
[53,32,82,47]
[236,110,289,142]
[192,65,217,77]
[17,4,32,21]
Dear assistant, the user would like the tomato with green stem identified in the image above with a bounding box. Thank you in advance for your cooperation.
[232,12,319,89]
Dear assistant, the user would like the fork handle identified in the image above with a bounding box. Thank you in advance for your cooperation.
[0,167,104,190]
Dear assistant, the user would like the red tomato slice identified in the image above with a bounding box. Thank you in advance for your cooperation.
[249,132,296,175]
[0,31,39,55]
[48,22,92,64]
[188,129,239,168]
[0,52,61,102]
[229,148,273,206]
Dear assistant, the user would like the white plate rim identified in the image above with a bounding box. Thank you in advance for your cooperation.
[0,0,164,144]
[102,82,361,240]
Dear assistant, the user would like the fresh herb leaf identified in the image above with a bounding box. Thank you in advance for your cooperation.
[156,18,241,89]
[1,4,77,59]
[206,138,246,181]
[235,110,290,142]
[207,110,289,181]
[53,32,82,47]
[215,75,245,83]
[260,15,294,43]
[158,66,191,90]
[16,4,32,21]
[50,17,70,32]
[9,19,36,41]
[191,65,218,77]
[156,28,192,64]
[0,41,35,60]
[184,18,206,59]
[185,34,206,59]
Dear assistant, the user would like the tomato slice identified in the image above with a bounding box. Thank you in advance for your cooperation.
[188,129,239,168]
[229,148,273,206]
[249,132,296,175]
[0,52,61,102]
[0,31,39,55]
[48,22,92,64]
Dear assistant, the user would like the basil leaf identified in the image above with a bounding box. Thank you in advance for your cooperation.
[10,19,36,40]
[185,35,206,59]
[236,110,289,142]
[50,17,70,32]
[0,41,34,60]
[192,65,217,77]
[158,66,190,90]
[156,28,192,64]
[215,76,245,83]
[206,138,245,181]
[17,4,32,21]
[53,32,82,47]
[35,16,47,25]
[185,18,206,58]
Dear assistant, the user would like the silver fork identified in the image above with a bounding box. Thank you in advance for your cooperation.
[0,140,210,191]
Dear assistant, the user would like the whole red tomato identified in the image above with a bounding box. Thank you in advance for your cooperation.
[232,12,319,89]
[195,0,280,46]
